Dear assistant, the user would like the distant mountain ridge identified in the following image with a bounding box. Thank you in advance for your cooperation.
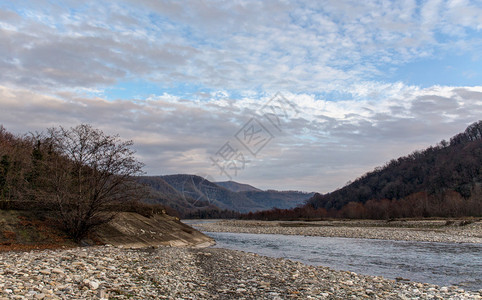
[138,175,313,217]
[136,176,201,214]
[240,190,315,210]
[160,174,264,213]
[215,181,261,192]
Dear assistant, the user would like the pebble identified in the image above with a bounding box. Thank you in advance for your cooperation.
[51,268,63,275]
[88,280,99,290]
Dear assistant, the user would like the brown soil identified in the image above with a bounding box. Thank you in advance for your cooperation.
[0,210,214,252]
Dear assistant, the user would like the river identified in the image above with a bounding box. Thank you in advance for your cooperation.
[196,230,481,291]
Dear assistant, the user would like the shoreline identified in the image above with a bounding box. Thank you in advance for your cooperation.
[1,245,481,299]
[192,219,482,244]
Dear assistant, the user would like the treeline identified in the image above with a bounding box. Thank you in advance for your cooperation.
[0,125,146,241]
[336,190,482,219]
[242,189,482,220]
[241,205,328,221]
[182,207,240,219]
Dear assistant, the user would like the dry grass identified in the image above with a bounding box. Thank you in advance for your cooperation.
[0,210,76,252]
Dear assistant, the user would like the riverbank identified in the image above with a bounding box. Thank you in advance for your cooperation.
[193,219,482,243]
[1,245,481,299]
[0,210,214,252]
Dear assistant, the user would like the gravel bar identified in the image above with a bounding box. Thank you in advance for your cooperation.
[194,220,482,244]
[0,245,481,299]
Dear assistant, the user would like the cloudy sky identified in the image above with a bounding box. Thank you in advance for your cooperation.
[1,0,481,192]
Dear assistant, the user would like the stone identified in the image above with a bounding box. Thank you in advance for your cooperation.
[51,268,64,275]
[0,243,480,299]
[88,280,100,290]
[97,289,107,299]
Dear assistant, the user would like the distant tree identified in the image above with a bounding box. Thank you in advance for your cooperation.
[36,124,144,241]
[339,201,366,219]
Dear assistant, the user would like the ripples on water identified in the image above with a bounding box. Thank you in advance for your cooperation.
[203,231,482,291]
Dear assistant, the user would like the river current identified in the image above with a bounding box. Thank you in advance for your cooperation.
[201,231,481,291]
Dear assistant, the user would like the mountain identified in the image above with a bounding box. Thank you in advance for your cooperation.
[240,190,314,210]
[215,181,261,192]
[136,176,200,215]
[138,175,314,216]
[306,120,482,218]
[159,174,265,213]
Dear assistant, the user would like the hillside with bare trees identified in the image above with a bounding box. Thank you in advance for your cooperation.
[0,125,145,241]
[243,121,482,220]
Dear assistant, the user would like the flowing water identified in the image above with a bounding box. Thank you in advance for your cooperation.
[201,231,481,291]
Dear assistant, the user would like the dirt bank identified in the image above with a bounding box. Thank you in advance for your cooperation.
[0,210,214,252]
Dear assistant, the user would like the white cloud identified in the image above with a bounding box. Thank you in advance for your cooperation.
[1,0,482,192]
[1,0,481,95]
[1,84,481,192]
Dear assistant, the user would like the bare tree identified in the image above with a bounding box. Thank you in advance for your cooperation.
[38,124,144,241]
[0,126,34,209]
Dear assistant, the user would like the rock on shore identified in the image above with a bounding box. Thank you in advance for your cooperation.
[1,245,481,299]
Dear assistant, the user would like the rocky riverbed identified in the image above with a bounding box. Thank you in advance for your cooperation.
[0,245,481,299]
[193,219,482,244]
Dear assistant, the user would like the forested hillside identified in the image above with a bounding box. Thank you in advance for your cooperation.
[136,176,198,215]
[307,120,482,218]
[140,175,314,217]
[244,121,482,220]
[138,175,241,218]
[240,190,314,210]
[159,175,265,213]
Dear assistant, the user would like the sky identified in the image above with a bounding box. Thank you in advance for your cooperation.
[0,0,481,192]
